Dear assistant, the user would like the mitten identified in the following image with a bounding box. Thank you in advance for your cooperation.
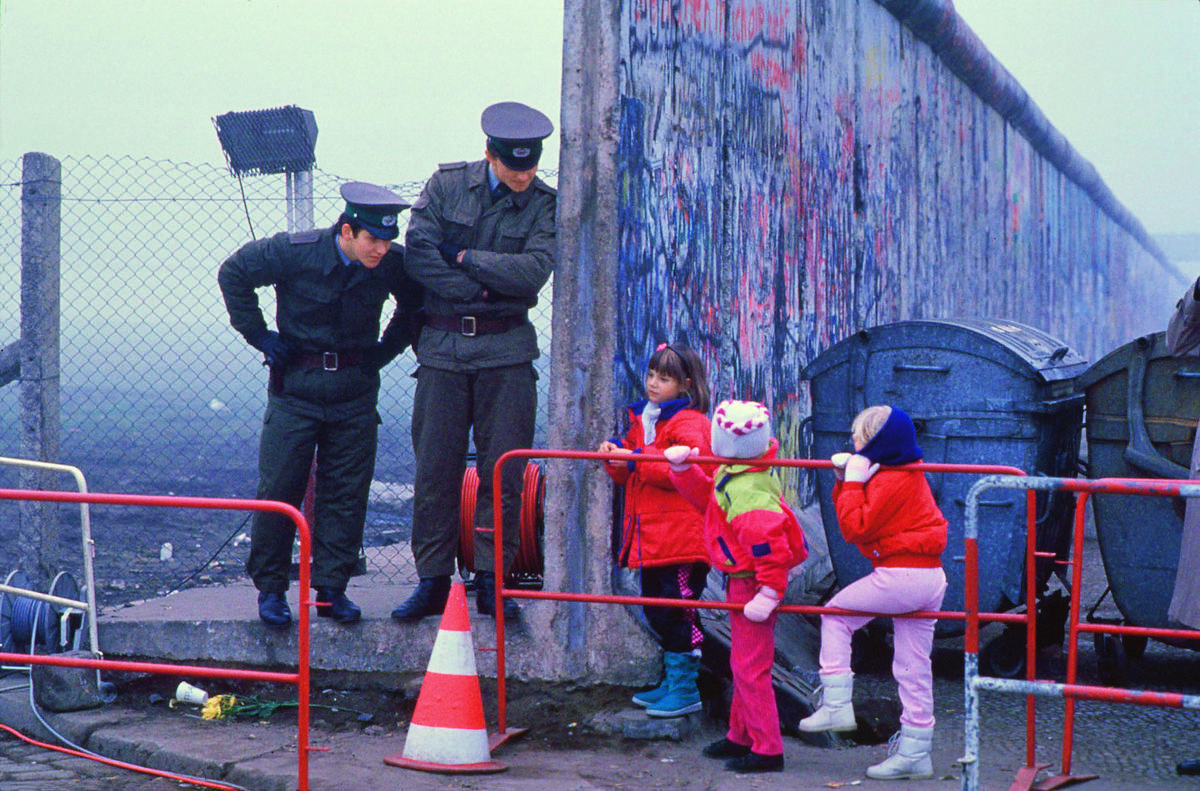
[831,451,851,482]
[844,454,880,483]
[743,587,781,622]
[663,445,698,473]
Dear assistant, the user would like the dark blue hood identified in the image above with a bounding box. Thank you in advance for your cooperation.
[859,407,923,466]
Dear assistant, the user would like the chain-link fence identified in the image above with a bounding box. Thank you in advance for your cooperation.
[0,154,554,605]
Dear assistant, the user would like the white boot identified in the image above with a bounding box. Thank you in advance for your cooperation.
[798,673,856,733]
[866,725,934,780]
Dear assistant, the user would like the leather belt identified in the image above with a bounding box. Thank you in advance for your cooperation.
[293,350,364,371]
[424,313,529,337]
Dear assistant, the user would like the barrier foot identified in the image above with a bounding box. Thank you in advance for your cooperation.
[489,726,530,752]
[1008,763,1051,791]
[1030,772,1099,790]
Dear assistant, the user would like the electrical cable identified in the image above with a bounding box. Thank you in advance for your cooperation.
[158,512,252,599]
[236,171,255,240]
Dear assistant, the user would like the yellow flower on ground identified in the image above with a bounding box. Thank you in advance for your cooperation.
[202,694,239,721]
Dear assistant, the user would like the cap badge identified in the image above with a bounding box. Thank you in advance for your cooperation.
[512,147,532,158]
[382,215,397,227]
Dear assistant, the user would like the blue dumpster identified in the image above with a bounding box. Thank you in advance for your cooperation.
[802,319,1087,645]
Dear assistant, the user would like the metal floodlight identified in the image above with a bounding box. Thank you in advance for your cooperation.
[212,105,318,176]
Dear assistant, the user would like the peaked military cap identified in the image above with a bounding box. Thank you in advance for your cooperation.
[339,181,410,240]
[482,102,554,171]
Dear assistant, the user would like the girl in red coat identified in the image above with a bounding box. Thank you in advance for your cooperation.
[799,405,948,782]
[599,343,712,717]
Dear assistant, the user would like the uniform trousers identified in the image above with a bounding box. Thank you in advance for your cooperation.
[819,566,947,728]
[246,366,379,592]
[410,363,536,577]
[726,575,783,756]
[639,563,708,654]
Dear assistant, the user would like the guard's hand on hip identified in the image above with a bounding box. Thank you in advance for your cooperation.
[664,445,698,472]
[249,330,293,367]
[843,454,880,483]
[743,587,781,622]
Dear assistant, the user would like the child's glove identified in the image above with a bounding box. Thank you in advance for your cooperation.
[743,587,781,622]
[843,454,880,483]
[830,452,851,481]
[664,445,699,473]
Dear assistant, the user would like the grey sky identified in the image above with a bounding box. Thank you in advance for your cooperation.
[1,0,1195,236]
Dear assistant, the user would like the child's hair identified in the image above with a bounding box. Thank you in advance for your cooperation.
[851,405,892,448]
[647,343,711,414]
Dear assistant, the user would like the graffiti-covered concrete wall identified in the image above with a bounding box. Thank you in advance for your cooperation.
[541,0,1183,682]
[616,0,1180,447]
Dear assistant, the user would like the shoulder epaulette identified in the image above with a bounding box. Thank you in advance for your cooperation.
[534,179,557,196]
[288,230,322,245]
[438,161,468,171]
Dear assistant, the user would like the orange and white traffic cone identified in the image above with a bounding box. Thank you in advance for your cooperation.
[384,581,507,774]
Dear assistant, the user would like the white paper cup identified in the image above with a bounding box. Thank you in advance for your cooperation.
[175,681,209,705]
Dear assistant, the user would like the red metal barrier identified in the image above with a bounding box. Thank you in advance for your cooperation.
[486,449,1031,735]
[0,488,315,791]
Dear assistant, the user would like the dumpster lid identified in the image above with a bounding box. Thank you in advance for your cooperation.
[1077,332,1172,390]
[802,318,1089,383]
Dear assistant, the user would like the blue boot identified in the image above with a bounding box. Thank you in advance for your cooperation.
[646,652,702,718]
[631,655,669,708]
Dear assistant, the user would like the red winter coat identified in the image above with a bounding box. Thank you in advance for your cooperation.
[604,399,711,568]
[833,469,947,568]
[669,440,808,592]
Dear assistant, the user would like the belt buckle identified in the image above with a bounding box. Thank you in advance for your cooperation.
[323,352,338,371]
[460,316,477,337]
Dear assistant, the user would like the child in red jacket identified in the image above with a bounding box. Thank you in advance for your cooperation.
[799,405,948,781]
[665,399,808,773]
[599,343,712,717]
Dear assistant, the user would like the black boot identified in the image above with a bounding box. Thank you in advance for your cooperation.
[702,737,751,760]
[474,572,519,619]
[390,576,451,621]
[314,587,361,624]
[257,590,292,629]
[725,752,784,773]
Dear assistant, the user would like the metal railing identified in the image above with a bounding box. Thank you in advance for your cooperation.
[485,450,1031,736]
[0,487,316,791]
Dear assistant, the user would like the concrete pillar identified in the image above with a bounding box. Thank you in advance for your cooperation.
[534,0,659,684]
[19,152,62,587]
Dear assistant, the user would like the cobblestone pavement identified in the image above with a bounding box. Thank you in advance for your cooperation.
[0,735,192,790]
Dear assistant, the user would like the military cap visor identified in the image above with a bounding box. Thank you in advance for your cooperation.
[487,137,544,171]
[339,181,410,241]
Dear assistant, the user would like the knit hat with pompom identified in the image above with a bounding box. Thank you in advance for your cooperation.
[711,399,771,459]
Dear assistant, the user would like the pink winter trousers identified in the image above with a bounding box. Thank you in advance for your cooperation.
[726,576,782,756]
[819,566,947,728]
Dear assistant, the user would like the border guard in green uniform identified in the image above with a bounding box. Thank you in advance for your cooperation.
[219,182,422,628]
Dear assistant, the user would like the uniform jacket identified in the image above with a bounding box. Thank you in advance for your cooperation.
[669,440,807,592]
[604,398,711,569]
[218,225,421,365]
[404,159,556,372]
[833,470,947,568]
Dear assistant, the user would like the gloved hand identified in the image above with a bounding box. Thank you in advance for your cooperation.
[831,452,851,481]
[844,454,880,483]
[362,343,391,373]
[664,445,699,473]
[437,242,464,265]
[743,587,781,622]
[247,329,293,367]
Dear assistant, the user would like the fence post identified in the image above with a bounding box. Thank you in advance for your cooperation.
[286,169,314,232]
[19,152,62,586]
